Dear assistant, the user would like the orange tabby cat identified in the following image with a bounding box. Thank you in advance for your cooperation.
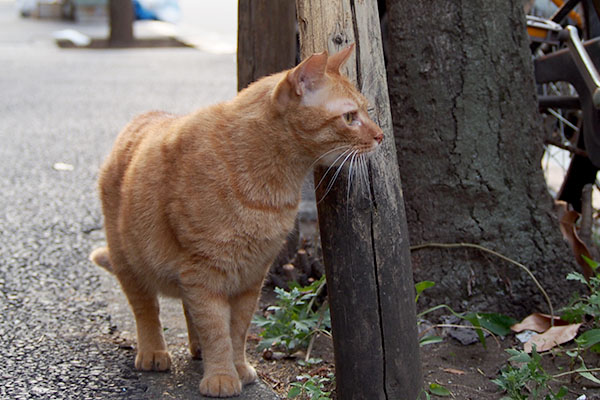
[90,44,382,397]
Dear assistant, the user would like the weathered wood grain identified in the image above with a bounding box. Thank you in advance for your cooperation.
[295,0,422,398]
[237,0,297,91]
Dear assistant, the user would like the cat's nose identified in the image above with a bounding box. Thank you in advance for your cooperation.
[374,131,383,144]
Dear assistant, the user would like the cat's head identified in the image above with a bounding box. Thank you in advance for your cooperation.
[273,44,383,166]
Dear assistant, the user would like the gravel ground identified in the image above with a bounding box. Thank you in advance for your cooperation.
[0,3,278,399]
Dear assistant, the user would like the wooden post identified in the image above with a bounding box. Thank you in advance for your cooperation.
[237,0,297,91]
[237,1,300,269]
[295,1,423,398]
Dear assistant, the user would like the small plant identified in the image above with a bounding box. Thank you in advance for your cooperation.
[415,280,436,304]
[559,258,600,376]
[416,279,515,348]
[253,276,330,353]
[288,373,334,400]
[561,257,600,328]
[419,383,452,399]
[492,346,568,400]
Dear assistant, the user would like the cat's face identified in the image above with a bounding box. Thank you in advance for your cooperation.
[273,45,384,166]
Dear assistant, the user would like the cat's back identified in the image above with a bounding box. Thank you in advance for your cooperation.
[103,111,176,174]
[98,111,178,215]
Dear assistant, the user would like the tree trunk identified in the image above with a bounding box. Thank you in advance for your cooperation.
[109,0,134,47]
[296,1,422,398]
[385,1,577,316]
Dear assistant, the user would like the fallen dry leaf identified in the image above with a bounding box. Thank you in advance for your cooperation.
[557,201,593,280]
[511,312,568,333]
[523,323,582,353]
[442,368,465,375]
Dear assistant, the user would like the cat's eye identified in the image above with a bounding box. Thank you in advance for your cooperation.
[342,112,356,125]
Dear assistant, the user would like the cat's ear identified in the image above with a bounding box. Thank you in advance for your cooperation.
[326,43,355,74]
[288,51,328,96]
[272,51,328,109]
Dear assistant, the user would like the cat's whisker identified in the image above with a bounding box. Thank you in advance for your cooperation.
[362,155,373,204]
[358,153,372,203]
[314,148,353,192]
[362,155,370,189]
[356,153,365,192]
[318,149,355,204]
[357,155,364,194]
[346,151,358,209]
[310,145,352,170]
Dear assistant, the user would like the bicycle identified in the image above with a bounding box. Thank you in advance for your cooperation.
[529,0,600,214]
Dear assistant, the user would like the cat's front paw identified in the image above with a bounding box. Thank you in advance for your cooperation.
[235,362,257,385]
[134,349,171,371]
[199,373,242,397]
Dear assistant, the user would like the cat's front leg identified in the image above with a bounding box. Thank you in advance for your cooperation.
[181,286,241,397]
[229,284,262,385]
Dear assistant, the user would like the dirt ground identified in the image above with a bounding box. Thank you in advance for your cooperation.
[418,333,600,399]
[250,284,600,399]
[243,217,600,399]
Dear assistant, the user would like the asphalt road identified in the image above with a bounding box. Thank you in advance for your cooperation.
[0,3,278,399]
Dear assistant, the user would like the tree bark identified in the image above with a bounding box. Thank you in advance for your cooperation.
[296,1,422,398]
[237,0,297,91]
[109,0,134,47]
[385,0,577,316]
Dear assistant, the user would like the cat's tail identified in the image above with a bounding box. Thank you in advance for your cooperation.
[89,246,114,274]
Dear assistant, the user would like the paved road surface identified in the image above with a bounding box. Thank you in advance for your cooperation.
[0,2,279,399]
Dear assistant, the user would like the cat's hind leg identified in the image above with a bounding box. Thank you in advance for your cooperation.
[116,272,171,371]
[183,303,202,359]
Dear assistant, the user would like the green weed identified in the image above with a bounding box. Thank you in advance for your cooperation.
[253,276,330,353]
[492,346,568,400]
[561,259,600,328]
[288,373,334,400]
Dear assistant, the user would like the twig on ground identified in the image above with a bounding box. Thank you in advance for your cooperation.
[305,300,329,362]
[553,367,600,379]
